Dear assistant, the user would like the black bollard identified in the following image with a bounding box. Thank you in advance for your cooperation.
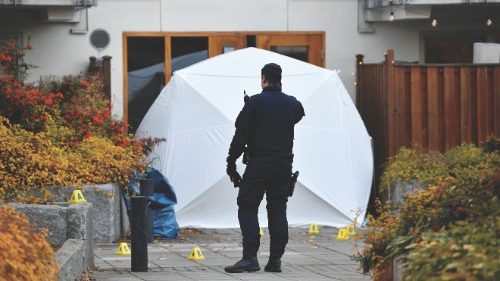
[131,196,148,272]
[140,178,154,242]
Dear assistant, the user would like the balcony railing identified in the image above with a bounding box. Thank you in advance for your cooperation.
[367,0,500,9]
[364,0,500,22]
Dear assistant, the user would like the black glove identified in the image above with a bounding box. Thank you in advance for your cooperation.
[226,159,242,187]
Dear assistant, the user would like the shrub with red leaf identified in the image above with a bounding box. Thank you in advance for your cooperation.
[0,41,163,206]
[0,41,64,131]
[0,41,135,149]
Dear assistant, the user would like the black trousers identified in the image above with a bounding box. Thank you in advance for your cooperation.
[237,159,291,259]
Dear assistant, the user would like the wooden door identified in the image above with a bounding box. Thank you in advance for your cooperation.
[209,35,245,57]
[256,33,324,67]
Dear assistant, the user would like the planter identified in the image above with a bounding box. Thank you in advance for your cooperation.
[374,259,393,281]
[385,179,426,212]
[372,257,405,281]
[11,203,93,281]
[393,258,404,281]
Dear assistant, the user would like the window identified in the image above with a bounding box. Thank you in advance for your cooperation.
[171,36,208,76]
[126,36,165,132]
[271,46,309,62]
[256,33,324,66]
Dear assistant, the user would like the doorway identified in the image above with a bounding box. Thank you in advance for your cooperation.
[123,32,325,132]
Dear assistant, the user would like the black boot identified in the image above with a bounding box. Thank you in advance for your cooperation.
[264,258,282,272]
[224,257,260,273]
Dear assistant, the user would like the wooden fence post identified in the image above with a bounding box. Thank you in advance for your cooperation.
[494,66,500,137]
[88,56,97,75]
[102,55,112,100]
[355,54,364,109]
[385,49,396,157]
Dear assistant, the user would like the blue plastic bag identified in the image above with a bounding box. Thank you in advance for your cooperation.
[124,167,179,239]
[153,205,179,239]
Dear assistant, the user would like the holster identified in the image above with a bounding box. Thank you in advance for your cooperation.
[289,171,299,197]
[242,146,249,165]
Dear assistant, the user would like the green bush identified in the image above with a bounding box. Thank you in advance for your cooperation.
[444,144,499,188]
[404,209,500,281]
[356,142,500,280]
[379,147,447,193]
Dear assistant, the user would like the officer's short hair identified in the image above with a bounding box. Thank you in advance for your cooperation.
[261,63,282,85]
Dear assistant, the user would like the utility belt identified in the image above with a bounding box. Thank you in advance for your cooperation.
[241,149,299,197]
[242,150,293,164]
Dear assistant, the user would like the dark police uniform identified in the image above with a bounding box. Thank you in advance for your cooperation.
[227,85,305,260]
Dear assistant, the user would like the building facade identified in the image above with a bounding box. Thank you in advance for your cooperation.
[1,0,499,130]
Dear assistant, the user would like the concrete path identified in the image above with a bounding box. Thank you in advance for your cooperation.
[92,227,370,281]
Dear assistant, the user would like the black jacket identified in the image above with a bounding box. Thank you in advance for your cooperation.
[228,86,305,162]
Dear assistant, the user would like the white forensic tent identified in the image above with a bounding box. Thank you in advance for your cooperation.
[136,47,373,228]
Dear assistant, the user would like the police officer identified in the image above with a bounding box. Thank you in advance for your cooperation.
[224,63,305,273]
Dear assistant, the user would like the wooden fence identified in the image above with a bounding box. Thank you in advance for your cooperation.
[356,49,500,192]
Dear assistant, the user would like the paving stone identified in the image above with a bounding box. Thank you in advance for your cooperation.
[92,228,371,281]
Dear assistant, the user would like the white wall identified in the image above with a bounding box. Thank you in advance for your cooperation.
[88,0,161,117]
[2,0,422,119]
[162,0,288,31]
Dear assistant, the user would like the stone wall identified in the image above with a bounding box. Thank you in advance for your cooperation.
[11,203,94,281]
[55,239,87,281]
[50,183,130,243]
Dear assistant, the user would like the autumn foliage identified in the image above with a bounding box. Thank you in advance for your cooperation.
[0,206,59,281]
[0,117,144,203]
[0,41,149,203]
